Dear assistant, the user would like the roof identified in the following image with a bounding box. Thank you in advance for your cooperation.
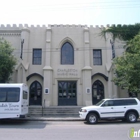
[0,83,27,87]
[105,98,138,100]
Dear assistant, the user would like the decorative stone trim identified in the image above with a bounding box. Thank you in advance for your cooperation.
[0,30,21,36]
[26,73,44,81]
[0,33,21,36]
[91,73,108,81]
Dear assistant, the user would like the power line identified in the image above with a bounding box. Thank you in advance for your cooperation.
[22,0,140,7]
[19,4,140,11]
[5,1,140,13]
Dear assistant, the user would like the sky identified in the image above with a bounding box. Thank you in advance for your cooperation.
[0,0,140,27]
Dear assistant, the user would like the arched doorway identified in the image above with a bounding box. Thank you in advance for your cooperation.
[29,81,42,105]
[92,80,104,105]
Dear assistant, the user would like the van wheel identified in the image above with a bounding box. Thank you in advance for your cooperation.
[126,112,137,123]
[86,113,98,124]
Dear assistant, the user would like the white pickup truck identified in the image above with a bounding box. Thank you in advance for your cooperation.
[79,98,140,124]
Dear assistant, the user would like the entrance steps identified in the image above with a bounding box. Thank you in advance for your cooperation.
[28,106,83,117]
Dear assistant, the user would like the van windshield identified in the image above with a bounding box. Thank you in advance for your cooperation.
[95,99,105,106]
[0,88,20,102]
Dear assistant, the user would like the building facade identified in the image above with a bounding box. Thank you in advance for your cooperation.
[0,24,139,107]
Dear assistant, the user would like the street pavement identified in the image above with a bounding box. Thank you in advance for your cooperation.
[0,119,140,140]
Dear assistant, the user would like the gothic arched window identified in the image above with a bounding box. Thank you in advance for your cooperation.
[61,42,74,65]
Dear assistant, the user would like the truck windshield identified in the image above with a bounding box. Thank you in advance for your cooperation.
[0,88,20,102]
[95,99,105,106]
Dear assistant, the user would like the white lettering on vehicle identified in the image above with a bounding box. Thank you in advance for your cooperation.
[0,103,19,111]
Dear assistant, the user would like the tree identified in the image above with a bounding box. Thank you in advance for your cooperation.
[113,33,140,93]
[0,38,17,83]
[100,23,140,93]
[100,23,140,41]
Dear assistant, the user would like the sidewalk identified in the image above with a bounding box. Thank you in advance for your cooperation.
[24,115,83,121]
[23,115,140,122]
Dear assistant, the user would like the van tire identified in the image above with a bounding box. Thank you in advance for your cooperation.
[126,112,137,123]
[86,113,98,124]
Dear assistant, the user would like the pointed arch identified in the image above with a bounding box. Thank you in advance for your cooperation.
[26,73,44,81]
[91,73,108,81]
[59,37,75,49]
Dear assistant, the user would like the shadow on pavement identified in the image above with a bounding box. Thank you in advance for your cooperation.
[84,120,140,125]
[0,119,48,129]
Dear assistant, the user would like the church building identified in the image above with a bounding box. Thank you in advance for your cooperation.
[0,24,138,107]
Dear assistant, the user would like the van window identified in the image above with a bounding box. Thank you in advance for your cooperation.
[102,100,114,106]
[114,99,137,106]
[114,100,124,106]
[0,88,6,101]
[23,91,28,99]
[0,88,20,102]
[125,99,137,105]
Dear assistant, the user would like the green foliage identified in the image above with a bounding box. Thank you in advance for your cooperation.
[113,33,140,93]
[0,38,17,83]
[100,23,140,93]
[100,23,140,41]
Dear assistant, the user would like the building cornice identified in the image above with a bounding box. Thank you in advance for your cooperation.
[82,66,92,70]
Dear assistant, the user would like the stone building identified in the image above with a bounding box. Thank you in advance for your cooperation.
[0,24,139,107]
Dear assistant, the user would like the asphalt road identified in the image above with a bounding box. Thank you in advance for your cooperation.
[0,120,140,140]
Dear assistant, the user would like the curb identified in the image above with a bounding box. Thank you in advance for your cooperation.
[24,117,83,121]
[23,117,140,122]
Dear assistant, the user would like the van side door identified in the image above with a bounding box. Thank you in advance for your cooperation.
[100,100,116,118]
[113,99,138,117]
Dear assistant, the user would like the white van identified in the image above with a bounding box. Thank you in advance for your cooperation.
[0,83,29,119]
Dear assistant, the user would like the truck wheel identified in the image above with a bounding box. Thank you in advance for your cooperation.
[126,112,137,123]
[86,113,98,124]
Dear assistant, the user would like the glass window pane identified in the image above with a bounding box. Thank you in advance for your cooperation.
[33,49,42,65]
[93,50,102,65]
[94,50,101,57]
[0,88,6,102]
[7,88,20,102]
[61,42,74,64]
[92,80,104,100]
[23,91,28,99]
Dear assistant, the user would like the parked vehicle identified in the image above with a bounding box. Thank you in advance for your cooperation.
[79,98,140,124]
[0,83,29,119]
